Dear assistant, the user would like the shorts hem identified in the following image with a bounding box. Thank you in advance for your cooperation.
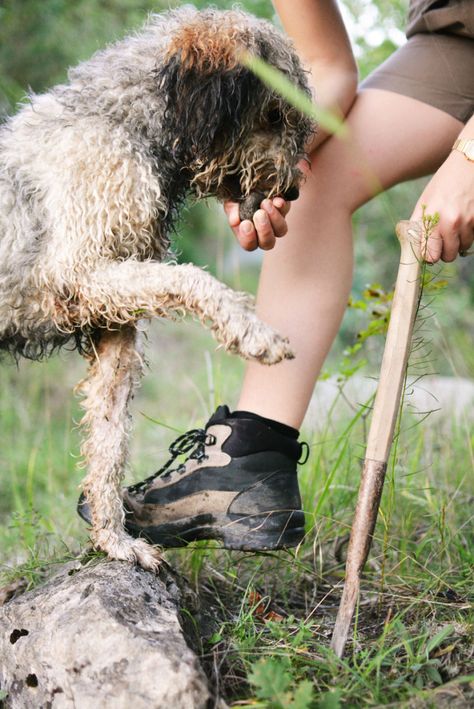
[361,72,471,123]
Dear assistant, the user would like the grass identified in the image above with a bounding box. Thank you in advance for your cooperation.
[188,399,473,707]
[0,294,473,707]
[164,381,472,708]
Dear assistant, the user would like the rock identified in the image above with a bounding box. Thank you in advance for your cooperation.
[0,558,210,708]
[306,375,474,430]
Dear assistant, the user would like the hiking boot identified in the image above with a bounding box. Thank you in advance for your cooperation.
[77,405,309,551]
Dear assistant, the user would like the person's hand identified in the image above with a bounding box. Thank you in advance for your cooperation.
[411,150,474,263]
[224,197,291,251]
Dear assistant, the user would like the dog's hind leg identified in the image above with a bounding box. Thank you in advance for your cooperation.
[78,325,161,570]
[76,261,294,364]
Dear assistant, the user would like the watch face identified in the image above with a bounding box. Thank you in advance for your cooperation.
[465,141,474,161]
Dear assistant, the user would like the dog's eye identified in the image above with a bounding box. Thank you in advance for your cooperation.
[267,108,282,126]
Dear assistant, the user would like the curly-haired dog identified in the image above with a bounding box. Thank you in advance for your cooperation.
[0,7,314,569]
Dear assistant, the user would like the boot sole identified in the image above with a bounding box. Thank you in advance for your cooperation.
[77,497,305,551]
[125,510,306,551]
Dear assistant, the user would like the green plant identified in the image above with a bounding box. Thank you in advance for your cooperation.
[249,657,315,709]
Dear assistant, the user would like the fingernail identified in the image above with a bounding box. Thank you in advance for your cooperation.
[242,221,253,234]
[255,210,267,225]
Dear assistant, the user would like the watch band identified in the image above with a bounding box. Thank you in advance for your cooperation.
[452,138,474,162]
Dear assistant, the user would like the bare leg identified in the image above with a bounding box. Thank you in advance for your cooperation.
[237,89,463,427]
[79,326,161,570]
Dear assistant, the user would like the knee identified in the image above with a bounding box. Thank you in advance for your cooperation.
[301,139,374,216]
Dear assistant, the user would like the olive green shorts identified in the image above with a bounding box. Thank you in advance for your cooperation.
[361,32,474,123]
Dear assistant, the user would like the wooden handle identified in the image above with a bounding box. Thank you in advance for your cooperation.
[365,220,422,461]
[330,220,423,658]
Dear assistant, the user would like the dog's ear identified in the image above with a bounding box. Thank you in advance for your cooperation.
[156,21,261,160]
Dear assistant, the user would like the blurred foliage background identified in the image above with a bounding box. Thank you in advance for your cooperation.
[0,10,472,702]
[0,0,472,375]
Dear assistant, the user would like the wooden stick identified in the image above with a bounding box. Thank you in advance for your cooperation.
[330,220,423,658]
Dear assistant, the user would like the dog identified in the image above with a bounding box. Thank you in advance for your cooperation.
[0,6,314,569]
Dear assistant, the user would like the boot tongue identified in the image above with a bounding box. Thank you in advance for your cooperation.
[206,405,231,427]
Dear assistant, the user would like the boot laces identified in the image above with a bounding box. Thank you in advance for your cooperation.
[128,428,217,495]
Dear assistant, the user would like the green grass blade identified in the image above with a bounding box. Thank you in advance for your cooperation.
[241,52,348,138]
[425,625,454,655]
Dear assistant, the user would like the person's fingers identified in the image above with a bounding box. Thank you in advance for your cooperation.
[225,197,292,251]
[410,206,443,263]
[440,225,460,262]
[432,212,462,262]
[224,201,241,228]
[236,220,259,251]
[253,209,276,250]
[272,196,291,217]
[458,224,474,255]
[423,225,443,263]
[260,199,288,238]
[224,201,259,250]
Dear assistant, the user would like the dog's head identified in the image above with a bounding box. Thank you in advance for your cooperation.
[156,9,315,212]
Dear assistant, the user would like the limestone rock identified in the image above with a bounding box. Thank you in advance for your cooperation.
[0,558,210,708]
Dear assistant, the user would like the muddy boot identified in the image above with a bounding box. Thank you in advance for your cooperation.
[78,405,308,551]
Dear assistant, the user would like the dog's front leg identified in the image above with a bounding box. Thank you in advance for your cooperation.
[77,261,294,364]
[78,325,161,570]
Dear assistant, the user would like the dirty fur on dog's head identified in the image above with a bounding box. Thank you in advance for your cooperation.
[153,8,315,208]
[56,6,314,229]
[0,6,314,361]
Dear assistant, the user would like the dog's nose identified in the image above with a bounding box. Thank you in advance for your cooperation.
[282,186,299,201]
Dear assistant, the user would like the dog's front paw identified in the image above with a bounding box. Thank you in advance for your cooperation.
[242,325,294,364]
[223,311,294,364]
[206,289,294,364]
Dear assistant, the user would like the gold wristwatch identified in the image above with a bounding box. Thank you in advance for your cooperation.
[452,138,474,162]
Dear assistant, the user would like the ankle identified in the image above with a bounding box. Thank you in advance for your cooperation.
[231,409,299,439]
[214,407,302,461]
